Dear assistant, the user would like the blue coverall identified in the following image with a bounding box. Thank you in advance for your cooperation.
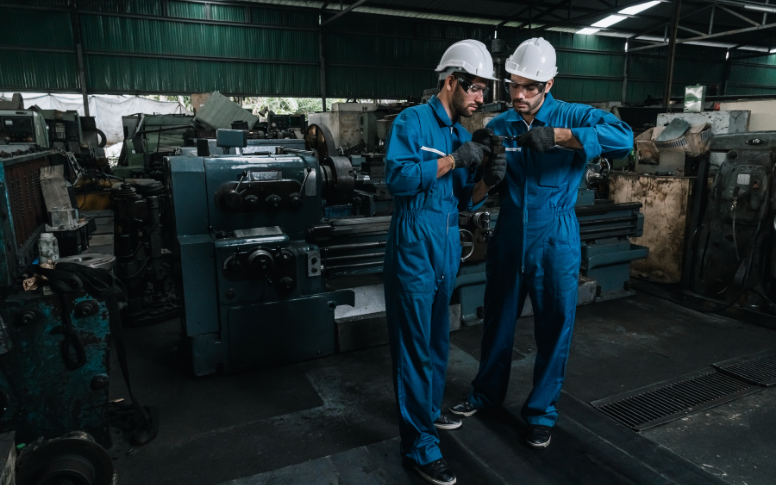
[468,92,633,426]
[384,95,484,465]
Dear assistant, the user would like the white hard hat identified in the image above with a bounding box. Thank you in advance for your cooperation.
[435,39,497,81]
[505,37,558,83]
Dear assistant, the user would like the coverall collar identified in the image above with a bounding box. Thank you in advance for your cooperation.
[507,92,559,125]
[428,95,455,128]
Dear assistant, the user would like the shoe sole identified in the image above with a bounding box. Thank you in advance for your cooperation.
[526,436,551,449]
[448,408,477,417]
[414,467,457,485]
[433,421,462,430]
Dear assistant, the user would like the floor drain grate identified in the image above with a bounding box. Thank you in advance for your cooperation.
[714,351,776,387]
[591,370,758,431]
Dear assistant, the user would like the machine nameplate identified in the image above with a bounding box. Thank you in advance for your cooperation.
[737,173,751,185]
[250,171,281,181]
[233,226,283,238]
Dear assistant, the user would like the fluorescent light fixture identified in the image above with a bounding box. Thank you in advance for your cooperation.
[592,15,627,28]
[771,48,776,53]
[619,1,660,15]
[576,27,601,35]
[619,1,661,16]
[746,4,776,14]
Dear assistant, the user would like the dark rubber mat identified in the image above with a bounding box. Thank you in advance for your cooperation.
[591,370,759,431]
[713,350,776,387]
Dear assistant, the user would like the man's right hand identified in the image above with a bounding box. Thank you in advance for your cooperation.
[451,141,486,169]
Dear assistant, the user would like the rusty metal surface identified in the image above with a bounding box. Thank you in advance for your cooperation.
[0,291,111,447]
[3,156,50,249]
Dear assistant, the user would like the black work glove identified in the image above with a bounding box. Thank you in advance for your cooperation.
[482,153,507,187]
[516,126,556,152]
[472,128,494,148]
[450,141,485,169]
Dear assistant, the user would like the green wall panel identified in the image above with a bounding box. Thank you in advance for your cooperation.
[326,66,432,99]
[0,7,73,48]
[0,50,79,90]
[81,15,318,62]
[1,0,69,6]
[251,8,318,27]
[326,33,449,68]
[167,1,207,20]
[79,0,162,16]
[212,5,245,22]
[85,55,319,95]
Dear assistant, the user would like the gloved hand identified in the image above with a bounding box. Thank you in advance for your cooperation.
[482,153,507,187]
[516,126,556,152]
[472,128,494,149]
[450,141,485,169]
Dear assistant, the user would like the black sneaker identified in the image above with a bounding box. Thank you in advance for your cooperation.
[526,424,552,449]
[414,458,457,485]
[433,413,462,430]
[449,400,477,417]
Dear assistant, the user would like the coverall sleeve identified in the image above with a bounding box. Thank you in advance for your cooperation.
[568,107,634,161]
[385,110,438,196]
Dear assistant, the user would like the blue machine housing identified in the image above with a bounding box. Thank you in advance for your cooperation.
[168,153,355,375]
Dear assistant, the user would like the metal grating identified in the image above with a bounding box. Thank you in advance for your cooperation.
[714,351,776,387]
[591,371,758,431]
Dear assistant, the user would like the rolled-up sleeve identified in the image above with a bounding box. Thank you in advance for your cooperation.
[385,111,438,196]
[569,108,634,161]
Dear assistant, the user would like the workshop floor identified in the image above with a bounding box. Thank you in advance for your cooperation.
[108,292,776,485]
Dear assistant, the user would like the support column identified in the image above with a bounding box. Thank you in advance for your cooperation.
[319,24,327,112]
[71,1,90,117]
[662,0,682,108]
[622,42,630,105]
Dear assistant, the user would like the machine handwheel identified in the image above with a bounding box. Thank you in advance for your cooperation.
[459,228,475,262]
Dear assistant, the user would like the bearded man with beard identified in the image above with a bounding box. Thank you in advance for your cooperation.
[449,37,633,450]
[383,39,507,485]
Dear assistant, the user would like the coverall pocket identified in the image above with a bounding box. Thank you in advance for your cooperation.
[394,239,434,294]
[544,237,580,293]
[535,156,564,188]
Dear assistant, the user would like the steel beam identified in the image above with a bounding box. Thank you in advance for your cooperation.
[715,4,760,27]
[322,0,370,26]
[663,0,682,107]
[71,1,90,117]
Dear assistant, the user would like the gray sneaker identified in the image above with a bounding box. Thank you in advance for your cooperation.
[434,413,462,430]
[449,401,478,417]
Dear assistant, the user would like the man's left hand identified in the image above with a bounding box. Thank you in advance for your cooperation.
[517,127,556,152]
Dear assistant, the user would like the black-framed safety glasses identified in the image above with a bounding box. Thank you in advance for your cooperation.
[504,79,546,98]
[457,77,490,98]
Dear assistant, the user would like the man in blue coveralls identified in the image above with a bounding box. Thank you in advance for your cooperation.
[449,37,633,449]
[384,39,508,485]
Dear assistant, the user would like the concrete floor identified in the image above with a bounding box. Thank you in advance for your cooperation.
[108,292,776,485]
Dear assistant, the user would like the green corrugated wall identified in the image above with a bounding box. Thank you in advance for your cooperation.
[2,0,776,102]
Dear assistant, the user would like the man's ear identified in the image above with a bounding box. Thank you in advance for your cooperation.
[445,75,456,92]
[545,78,554,93]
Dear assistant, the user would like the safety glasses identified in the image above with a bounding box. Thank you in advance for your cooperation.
[504,79,546,98]
[457,77,490,98]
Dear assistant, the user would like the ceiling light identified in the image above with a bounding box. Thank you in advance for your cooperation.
[771,48,776,53]
[746,4,776,14]
[619,1,661,16]
[592,15,627,28]
[577,28,601,35]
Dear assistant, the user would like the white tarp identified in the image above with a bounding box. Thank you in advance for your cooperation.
[0,93,190,146]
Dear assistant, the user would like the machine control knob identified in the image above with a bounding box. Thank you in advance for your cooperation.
[244,195,260,210]
[223,255,243,272]
[278,277,296,294]
[472,212,490,230]
[223,190,243,208]
[248,249,274,276]
[278,249,294,266]
[265,194,282,210]
[289,192,302,209]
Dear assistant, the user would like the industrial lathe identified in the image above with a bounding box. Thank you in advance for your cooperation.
[169,110,647,375]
